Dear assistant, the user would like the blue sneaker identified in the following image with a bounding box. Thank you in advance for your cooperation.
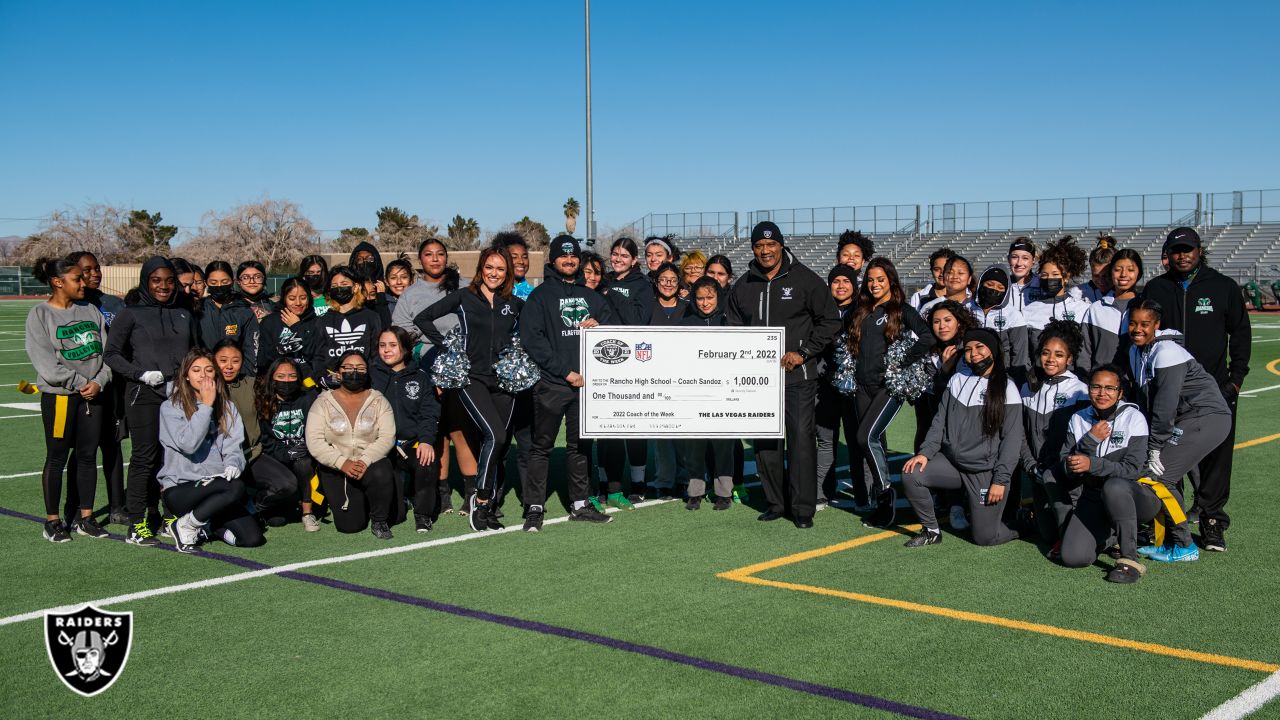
[1146,544,1199,563]
[1137,544,1161,558]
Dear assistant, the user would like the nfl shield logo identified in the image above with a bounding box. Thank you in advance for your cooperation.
[45,605,133,697]
[635,342,652,362]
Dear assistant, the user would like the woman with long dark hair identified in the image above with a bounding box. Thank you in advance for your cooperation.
[915,300,978,528]
[312,265,382,387]
[900,327,1022,547]
[298,255,330,317]
[1080,248,1143,375]
[200,260,259,372]
[372,327,441,533]
[847,257,934,528]
[236,260,275,320]
[253,357,320,531]
[256,277,318,379]
[815,265,862,509]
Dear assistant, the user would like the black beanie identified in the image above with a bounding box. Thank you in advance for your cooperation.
[751,221,785,246]
[828,265,859,286]
[549,235,580,261]
[963,327,1001,353]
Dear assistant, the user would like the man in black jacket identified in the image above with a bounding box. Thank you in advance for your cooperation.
[1141,227,1251,552]
[728,222,842,528]
[519,235,617,531]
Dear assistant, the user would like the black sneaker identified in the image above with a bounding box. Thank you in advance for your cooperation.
[862,488,897,528]
[685,496,702,511]
[126,520,159,547]
[1200,518,1226,552]
[169,518,196,554]
[73,516,110,539]
[466,495,487,532]
[484,513,505,531]
[904,529,942,548]
[108,507,130,526]
[1105,559,1145,584]
[712,495,732,511]
[523,506,544,533]
[414,515,433,534]
[568,504,613,524]
[43,519,72,543]
[370,521,393,540]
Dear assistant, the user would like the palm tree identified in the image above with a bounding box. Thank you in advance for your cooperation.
[563,197,580,235]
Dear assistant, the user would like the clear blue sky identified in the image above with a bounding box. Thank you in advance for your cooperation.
[2,1,1277,242]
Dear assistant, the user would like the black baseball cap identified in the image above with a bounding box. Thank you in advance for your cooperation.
[1163,227,1201,253]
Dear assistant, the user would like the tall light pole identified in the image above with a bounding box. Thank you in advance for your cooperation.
[584,0,594,246]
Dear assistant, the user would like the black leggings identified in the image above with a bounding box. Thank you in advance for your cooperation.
[390,447,439,520]
[598,438,648,494]
[40,393,103,516]
[124,385,164,521]
[318,458,395,533]
[457,378,515,496]
[162,478,264,547]
[246,454,313,517]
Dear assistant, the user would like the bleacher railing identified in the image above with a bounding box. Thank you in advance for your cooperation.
[635,211,738,241]
[924,192,1202,233]
[1206,189,1280,226]
[746,205,920,239]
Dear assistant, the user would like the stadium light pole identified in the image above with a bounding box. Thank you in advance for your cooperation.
[584,0,594,246]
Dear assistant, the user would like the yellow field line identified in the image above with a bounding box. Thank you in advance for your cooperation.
[1267,358,1280,378]
[718,532,1280,674]
[1237,433,1280,450]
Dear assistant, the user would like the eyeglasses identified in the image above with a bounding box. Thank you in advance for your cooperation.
[339,365,366,373]
[656,278,679,286]
[684,266,705,274]
[1089,384,1121,394]
[240,274,265,282]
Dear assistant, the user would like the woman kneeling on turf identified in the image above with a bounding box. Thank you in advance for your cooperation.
[900,328,1022,547]
[305,350,398,539]
[1057,365,1152,582]
[158,349,263,551]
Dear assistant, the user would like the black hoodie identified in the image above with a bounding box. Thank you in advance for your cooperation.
[726,249,842,384]
[519,263,616,385]
[371,357,441,444]
[680,300,727,327]
[348,241,385,283]
[415,288,523,378]
[257,303,319,379]
[198,294,259,372]
[601,270,655,326]
[83,287,126,331]
[104,256,198,402]
[312,304,382,383]
[651,296,689,325]
[1141,263,1251,388]
[260,389,317,464]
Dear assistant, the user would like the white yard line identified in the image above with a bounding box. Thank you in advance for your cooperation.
[0,462,129,480]
[0,414,39,420]
[0,362,35,366]
[1200,669,1280,720]
[0,498,676,627]
[1240,383,1280,398]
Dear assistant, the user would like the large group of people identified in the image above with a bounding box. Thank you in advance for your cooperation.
[24,220,1252,583]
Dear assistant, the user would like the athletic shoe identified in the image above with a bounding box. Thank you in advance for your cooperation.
[43,519,72,543]
[157,515,176,539]
[949,505,970,530]
[168,519,196,554]
[108,508,130,526]
[852,500,876,514]
[605,492,636,511]
[685,496,702,511]
[1105,545,1122,560]
[484,513,505,531]
[814,501,827,513]
[1187,504,1201,525]
[828,497,854,509]
[127,521,159,547]
[654,486,673,501]
[713,496,732,511]
[588,496,606,513]
[1146,544,1199,563]
[73,516,110,539]
[1200,518,1226,552]
[370,521,393,540]
[568,505,613,524]
[466,494,485,532]
[414,515,433,533]
[732,485,748,504]
[147,512,165,537]
[862,488,896,528]
[1105,559,1145,584]
[1046,540,1062,562]
[523,506,544,533]
[904,529,942,548]
[757,509,785,522]
[265,515,289,528]
[302,513,322,532]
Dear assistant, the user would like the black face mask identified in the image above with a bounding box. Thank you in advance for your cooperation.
[977,286,1005,309]
[340,370,370,391]
[303,275,325,292]
[208,284,233,302]
[1041,278,1064,296]
[328,286,354,304]
[966,356,994,376]
[1094,403,1118,421]
[276,380,301,400]
[355,262,376,279]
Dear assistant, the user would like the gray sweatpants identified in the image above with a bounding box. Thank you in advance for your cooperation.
[1060,478,1188,566]
[902,455,1018,546]
[679,439,734,499]
[1152,419,1229,494]
[1032,465,1083,543]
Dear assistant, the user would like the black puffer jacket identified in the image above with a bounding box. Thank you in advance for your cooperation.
[104,256,198,402]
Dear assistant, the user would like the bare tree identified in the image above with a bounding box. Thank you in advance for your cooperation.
[181,198,319,271]
[17,204,133,264]
[511,216,551,250]
[375,206,438,254]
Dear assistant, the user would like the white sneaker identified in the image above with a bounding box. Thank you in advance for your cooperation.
[814,501,828,512]
[302,513,321,532]
[174,513,203,546]
[949,505,969,530]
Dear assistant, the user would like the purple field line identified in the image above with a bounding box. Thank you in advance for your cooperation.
[2,504,966,720]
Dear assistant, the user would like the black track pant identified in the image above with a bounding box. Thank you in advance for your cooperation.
[599,438,649,494]
[495,390,533,506]
[1061,479,1172,566]
[163,478,263,547]
[67,384,126,513]
[1196,390,1237,529]
[124,385,163,521]
[855,386,902,497]
[457,377,516,497]
[525,380,591,509]
[390,447,439,521]
[318,457,394,533]
[246,454,311,519]
[815,383,859,504]
[40,393,103,516]
[753,380,818,518]
[1031,466,1083,543]
[902,455,1018,546]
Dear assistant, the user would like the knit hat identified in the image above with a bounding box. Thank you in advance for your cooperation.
[549,234,581,261]
[962,327,1001,353]
[827,265,859,286]
[751,221,785,246]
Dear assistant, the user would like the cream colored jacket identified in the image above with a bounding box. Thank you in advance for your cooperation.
[304,388,396,471]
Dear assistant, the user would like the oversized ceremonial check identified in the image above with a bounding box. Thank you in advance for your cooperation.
[579,326,785,439]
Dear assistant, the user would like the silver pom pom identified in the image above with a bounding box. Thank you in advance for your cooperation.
[829,331,857,396]
[431,326,471,389]
[884,334,931,402]
[496,333,541,393]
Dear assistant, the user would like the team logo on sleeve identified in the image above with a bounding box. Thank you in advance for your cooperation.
[55,321,104,361]
[558,298,590,328]
[45,606,132,697]
[635,342,653,362]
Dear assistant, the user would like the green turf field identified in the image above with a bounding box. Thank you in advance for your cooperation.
[1,298,1278,719]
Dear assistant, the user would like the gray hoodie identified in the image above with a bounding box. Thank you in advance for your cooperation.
[391,277,459,348]
[1019,372,1090,474]
[1079,294,1133,375]
[1060,401,1149,484]
[157,399,246,490]
[25,301,112,394]
[918,370,1024,486]
[1129,332,1230,451]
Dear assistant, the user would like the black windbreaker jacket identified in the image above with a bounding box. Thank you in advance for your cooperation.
[415,288,523,378]
[1141,263,1250,388]
[601,270,655,326]
[104,257,198,402]
[519,264,616,386]
[371,358,441,445]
